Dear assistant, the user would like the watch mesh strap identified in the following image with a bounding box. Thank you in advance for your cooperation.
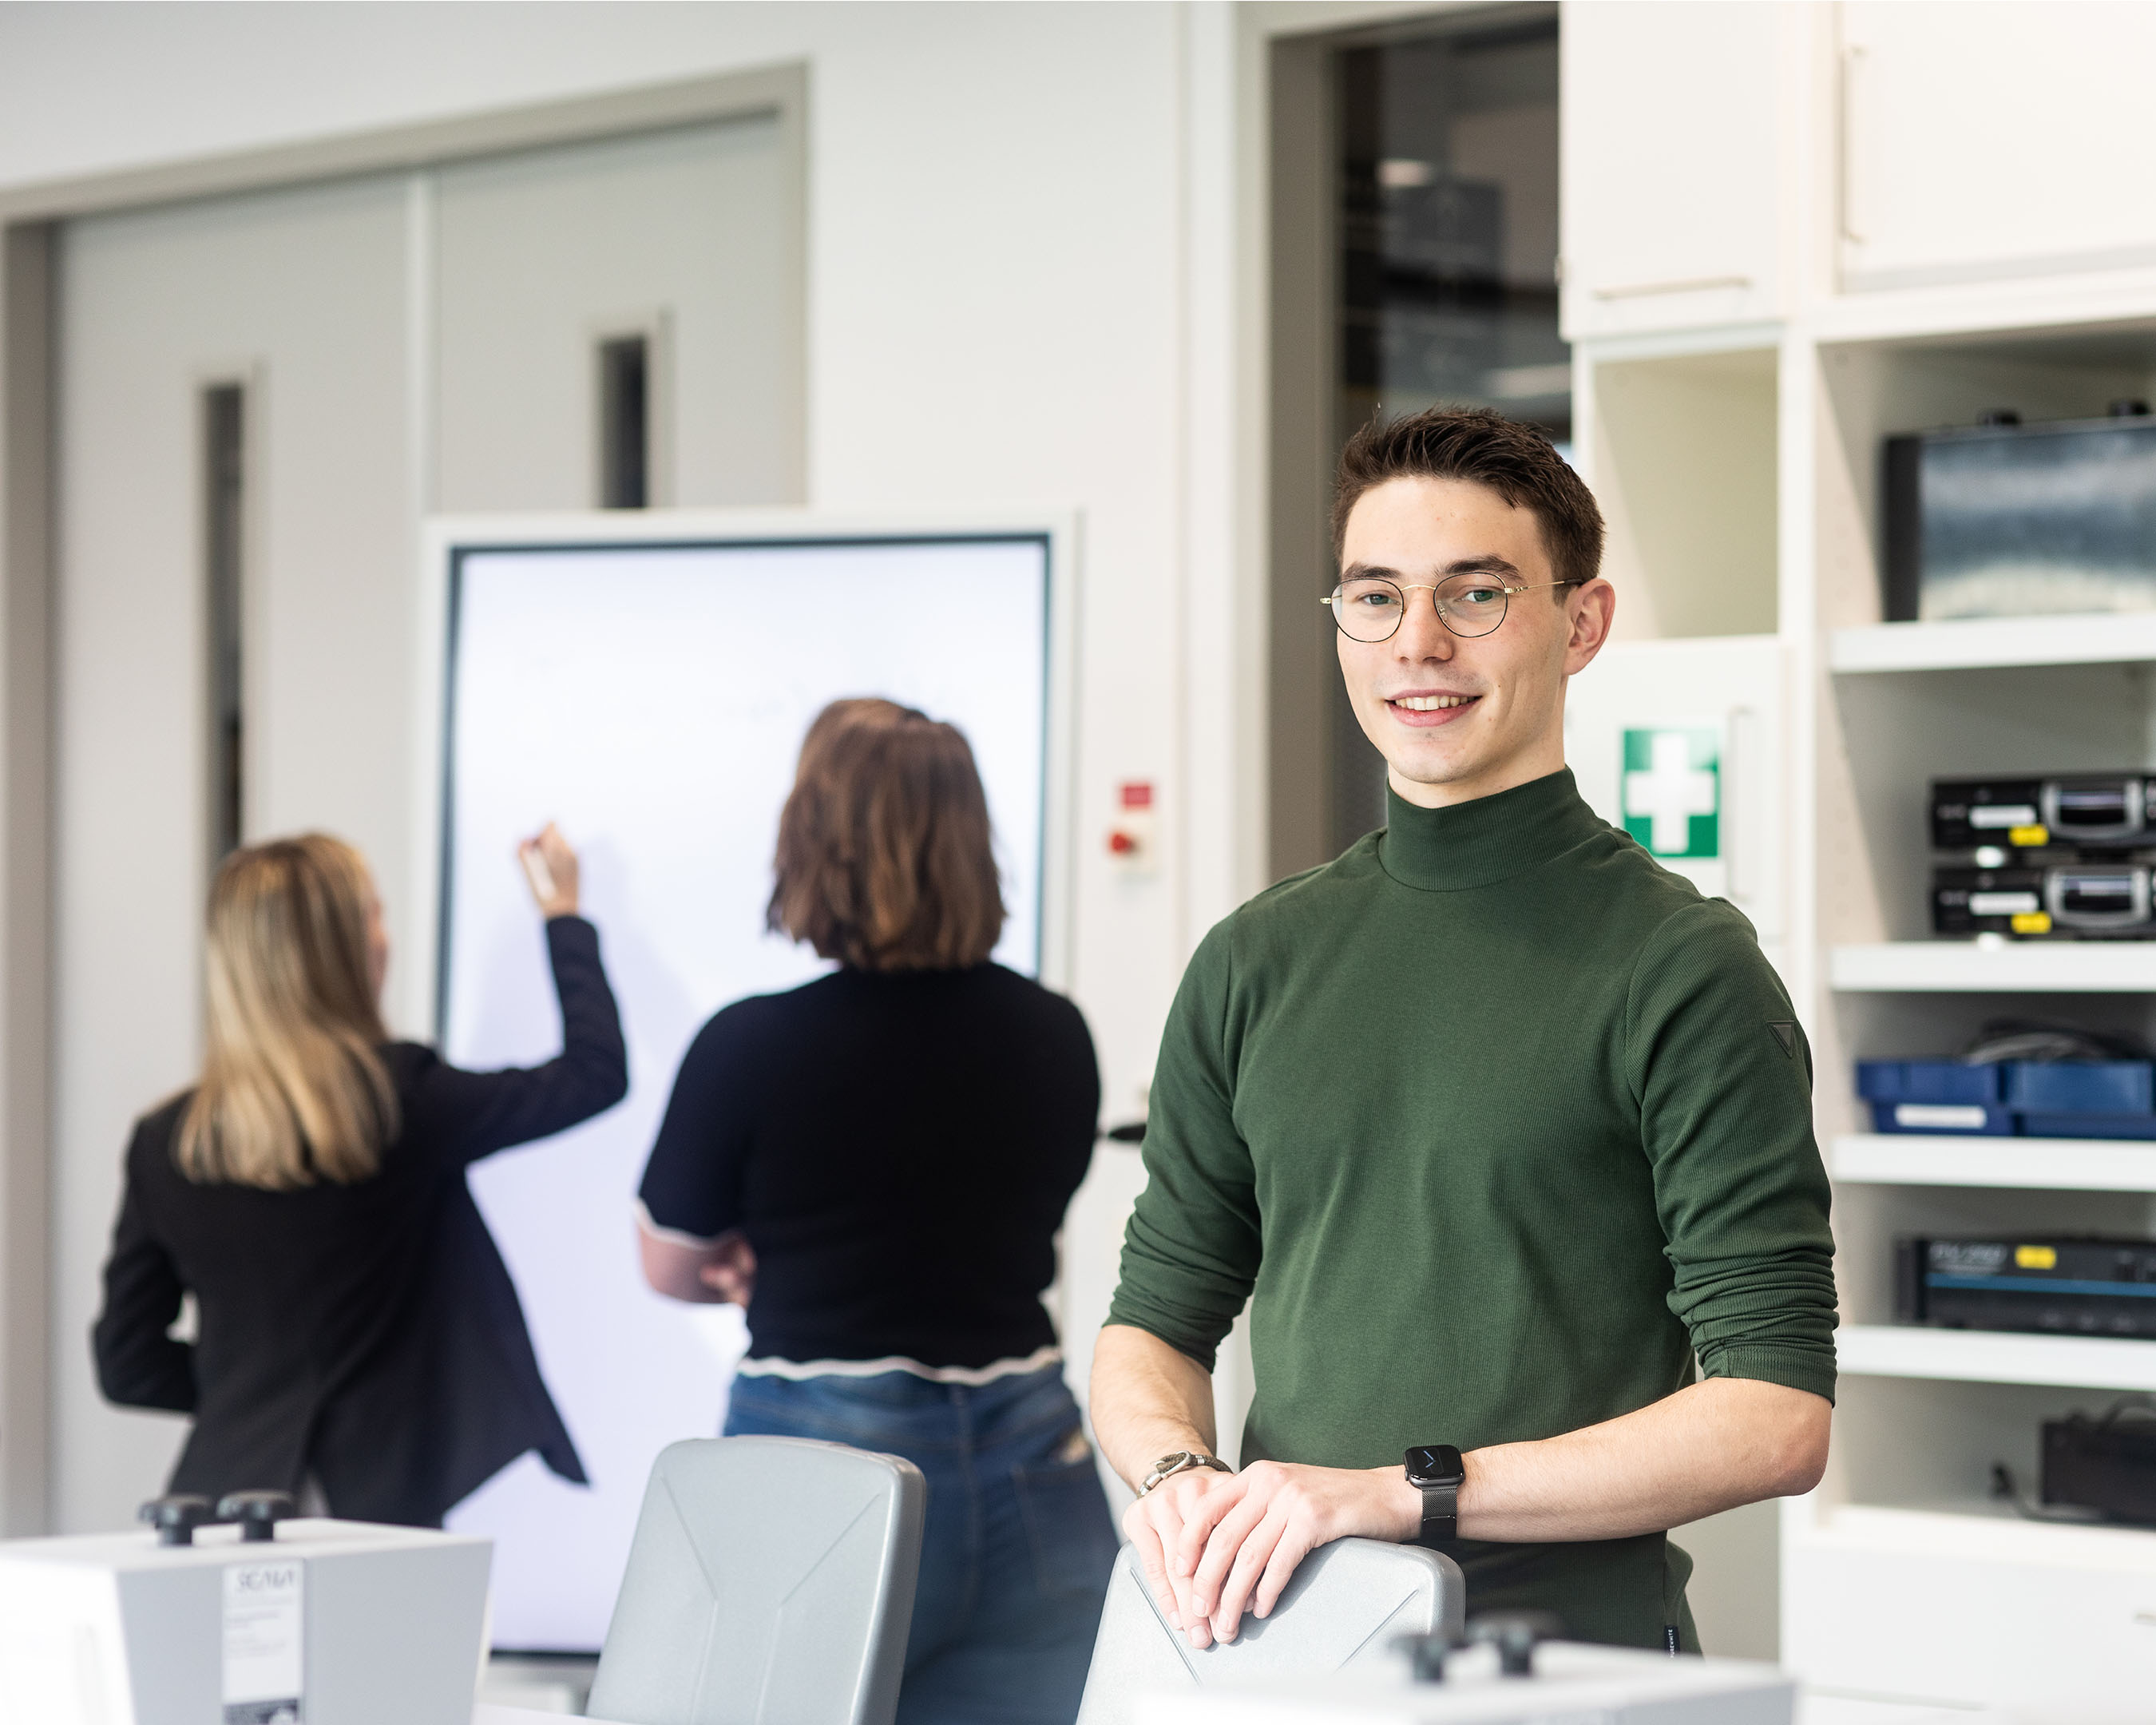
[1418,1481,1458,1545]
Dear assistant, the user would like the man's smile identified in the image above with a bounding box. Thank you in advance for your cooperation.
[1385,690,1482,727]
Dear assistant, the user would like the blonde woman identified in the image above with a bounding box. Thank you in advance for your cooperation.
[93,826,625,1526]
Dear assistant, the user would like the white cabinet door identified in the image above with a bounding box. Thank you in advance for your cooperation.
[1788,1531,2156,1707]
[1560,1,1785,338]
[1563,636,1789,947]
[1839,2,2156,292]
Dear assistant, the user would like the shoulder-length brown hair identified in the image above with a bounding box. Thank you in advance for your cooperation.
[768,699,1005,972]
[174,833,399,1190]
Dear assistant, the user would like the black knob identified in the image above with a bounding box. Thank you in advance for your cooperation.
[1393,1629,1456,1683]
[1101,1121,1147,1144]
[1977,410,2022,427]
[2111,399,2151,418]
[140,1493,216,1547]
[216,1489,297,1542]
[1467,1611,1563,1677]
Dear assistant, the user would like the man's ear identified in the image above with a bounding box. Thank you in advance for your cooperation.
[1563,577,1615,676]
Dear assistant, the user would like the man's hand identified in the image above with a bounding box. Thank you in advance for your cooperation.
[1120,1466,1245,1647]
[1135,1461,1417,1648]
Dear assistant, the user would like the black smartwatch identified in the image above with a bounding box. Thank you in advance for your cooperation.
[1404,1445,1465,1545]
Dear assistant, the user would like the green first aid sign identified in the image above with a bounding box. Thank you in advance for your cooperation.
[1622,726,1720,859]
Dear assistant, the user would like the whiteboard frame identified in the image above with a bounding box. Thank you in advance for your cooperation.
[406,508,1082,1041]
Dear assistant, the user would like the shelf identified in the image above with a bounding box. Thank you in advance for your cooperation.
[1840,1324,2156,1392]
[1829,611,2156,674]
[1832,1133,2156,1191]
[1829,942,2156,993]
[1793,1498,2156,1571]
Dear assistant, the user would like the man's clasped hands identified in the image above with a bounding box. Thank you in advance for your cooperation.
[1119,1457,1417,1649]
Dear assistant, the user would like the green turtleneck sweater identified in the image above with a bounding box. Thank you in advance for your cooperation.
[1108,768,1837,1651]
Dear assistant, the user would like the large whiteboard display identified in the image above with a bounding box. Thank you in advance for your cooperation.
[429,525,1062,1651]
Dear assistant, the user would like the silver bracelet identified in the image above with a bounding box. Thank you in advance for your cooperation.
[1138,1450,1233,1497]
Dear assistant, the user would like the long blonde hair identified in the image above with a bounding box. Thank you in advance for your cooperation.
[174,834,399,1189]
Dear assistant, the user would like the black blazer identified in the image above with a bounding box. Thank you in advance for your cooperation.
[93,915,627,1527]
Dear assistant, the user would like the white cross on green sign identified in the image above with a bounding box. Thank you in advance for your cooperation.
[1622,727,1720,859]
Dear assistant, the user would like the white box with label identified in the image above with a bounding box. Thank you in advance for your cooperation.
[0,1518,490,1725]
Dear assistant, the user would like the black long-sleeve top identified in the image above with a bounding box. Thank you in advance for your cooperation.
[637,962,1100,1370]
[93,914,627,1527]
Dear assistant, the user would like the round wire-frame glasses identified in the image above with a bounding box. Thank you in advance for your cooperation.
[1322,573,1579,643]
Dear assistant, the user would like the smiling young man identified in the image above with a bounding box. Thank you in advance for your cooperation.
[1092,407,1837,1653]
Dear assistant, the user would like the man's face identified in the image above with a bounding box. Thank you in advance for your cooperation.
[1335,475,1613,808]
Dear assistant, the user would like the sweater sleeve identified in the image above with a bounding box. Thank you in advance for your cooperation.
[91,1128,197,1413]
[1626,901,1839,1402]
[636,1002,761,1243]
[1106,919,1262,1372]
[422,915,630,1164]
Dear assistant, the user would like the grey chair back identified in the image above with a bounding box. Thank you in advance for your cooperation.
[586,1435,926,1725]
[1073,1536,1464,1725]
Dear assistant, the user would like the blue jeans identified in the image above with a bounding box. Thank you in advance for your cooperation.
[724,1364,1119,1725]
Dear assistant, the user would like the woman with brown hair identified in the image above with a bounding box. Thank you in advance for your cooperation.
[93,825,626,1526]
[637,698,1113,1725]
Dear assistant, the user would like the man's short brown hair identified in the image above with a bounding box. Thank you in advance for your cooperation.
[1330,406,1605,590]
[768,698,1005,972]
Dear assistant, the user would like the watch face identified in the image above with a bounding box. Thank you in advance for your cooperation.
[1404,1445,1465,1487]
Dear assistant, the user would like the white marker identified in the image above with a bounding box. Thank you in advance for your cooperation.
[521,845,557,904]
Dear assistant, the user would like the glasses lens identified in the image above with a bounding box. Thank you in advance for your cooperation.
[1435,573,1510,637]
[1333,578,1405,642]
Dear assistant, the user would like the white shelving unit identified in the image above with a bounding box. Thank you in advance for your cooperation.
[1801,1499,2156,1570]
[1829,942,2156,993]
[1829,612,2156,675]
[1561,10,2156,1703]
[1833,1132,2156,1192]
[1839,1325,2156,1393]
[1558,6,2156,1704]
[1793,495,2156,1699]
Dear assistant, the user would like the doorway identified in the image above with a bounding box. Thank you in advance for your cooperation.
[1270,8,1566,876]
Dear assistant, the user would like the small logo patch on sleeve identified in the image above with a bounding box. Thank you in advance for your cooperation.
[1766,1021,1797,1057]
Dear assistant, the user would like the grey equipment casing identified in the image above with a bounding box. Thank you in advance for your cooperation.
[587,1435,925,1725]
[1132,1638,1794,1725]
[1075,1537,1465,1725]
[0,1517,490,1725]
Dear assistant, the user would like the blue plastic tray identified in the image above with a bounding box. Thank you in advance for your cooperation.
[2016,1111,2156,1141]
[2003,1061,2154,1116]
[1856,1060,2001,1105]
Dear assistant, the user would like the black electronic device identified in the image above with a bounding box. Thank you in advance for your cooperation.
[1885,410,2156,622]
[1932,862,2154,938]
[1930,774,2156,853]
[1896,1236,2156,1338]
[2042,1406,2156,1526]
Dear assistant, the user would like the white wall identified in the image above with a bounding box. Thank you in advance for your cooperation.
[1,0,1268,1109]
[1,0,1273,1520]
